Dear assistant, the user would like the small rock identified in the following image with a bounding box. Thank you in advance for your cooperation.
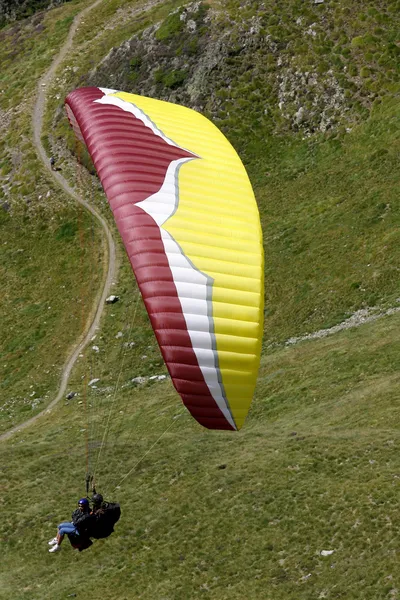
[294,106,306,124]
[66,391,76,400]
[106,295,119,304]
[123,341,136,348]
[320,550,335,556]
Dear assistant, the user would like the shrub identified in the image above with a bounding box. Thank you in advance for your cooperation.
[155,10,184,42]
[162,69,187,89]
[130,56,142,70]
[56,221,78,241]
[351,36,365,48]
[360,66,371,77]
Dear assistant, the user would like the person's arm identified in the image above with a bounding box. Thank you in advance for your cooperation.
[71,508,80,522]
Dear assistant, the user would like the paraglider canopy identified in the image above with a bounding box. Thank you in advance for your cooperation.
[65,87,264,431]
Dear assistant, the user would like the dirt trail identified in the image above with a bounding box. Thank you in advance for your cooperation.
[0,0,117,442]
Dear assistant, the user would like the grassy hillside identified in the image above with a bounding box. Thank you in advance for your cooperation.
[1,0,400,598]
[0,0,107,433]
[2,310,400,599]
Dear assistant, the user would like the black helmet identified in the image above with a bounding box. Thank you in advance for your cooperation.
[92,493,103,506]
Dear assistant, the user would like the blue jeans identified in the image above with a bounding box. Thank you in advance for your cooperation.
[58,522,78,536]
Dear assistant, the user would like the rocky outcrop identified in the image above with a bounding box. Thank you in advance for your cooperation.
[83,0,399,142]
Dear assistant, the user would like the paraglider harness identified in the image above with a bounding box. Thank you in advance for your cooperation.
[67,531,93,552]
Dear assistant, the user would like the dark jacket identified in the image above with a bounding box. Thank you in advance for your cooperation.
[92,502,121,539]
[71,508,97,537]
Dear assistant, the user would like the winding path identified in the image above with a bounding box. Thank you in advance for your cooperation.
[0,0,117,442]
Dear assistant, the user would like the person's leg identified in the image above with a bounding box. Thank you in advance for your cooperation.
[49,522,77,551]
[49,521,71,545]
[58,522,77,542]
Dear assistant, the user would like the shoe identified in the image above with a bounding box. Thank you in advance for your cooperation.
[49,544,61,553]
[48,537,58,545]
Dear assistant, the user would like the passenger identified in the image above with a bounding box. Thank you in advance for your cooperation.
[48,498,94,553]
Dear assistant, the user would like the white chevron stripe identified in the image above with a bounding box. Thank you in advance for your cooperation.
[97,89,179,148]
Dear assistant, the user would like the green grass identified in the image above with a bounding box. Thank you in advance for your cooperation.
[2,312,400,599]
[0,0,107,432]
[255,98,400,345]
[0,204,102,434]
